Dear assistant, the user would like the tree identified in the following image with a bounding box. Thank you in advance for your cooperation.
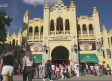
[0,9,13,49]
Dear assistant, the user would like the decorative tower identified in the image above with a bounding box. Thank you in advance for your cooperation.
[69,1,79,63]
[22,10,29,43]
[102,25,108,58]
[92,7,101,40]
[43,2,50,37]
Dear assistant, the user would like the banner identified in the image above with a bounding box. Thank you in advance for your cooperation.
[71,45,79,62]
[96,40,103,56]
[43,46,50,62]
[33,54,42,63]
[106,49,111,59]
[79,41,96,51]
[27,43,43,52]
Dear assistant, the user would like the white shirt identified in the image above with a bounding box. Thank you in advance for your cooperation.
[94,66,99,70]
[51,65,55,70]
[39,65,43,70]
[56,67,59,71]
[86,65,88,69]
[90,66,93,70]
[24,56,33,66]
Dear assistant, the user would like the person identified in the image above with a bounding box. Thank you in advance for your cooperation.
[60,64,64,79]
[75,65,79,77]
[94,64,99,76]
[106,64,110,75]
[43,60,52,81]
[85,64,88,74]
[67,64,71,77]
[39,63,43,79]
[51,63,55,79]
[56,64,60,79]
[0,51,6,81]
[90,64,94,74]
[11,50,18,75]
[22,51,35,81]
[0,51,15,81]
[17,64,21,76]
[99,64,103,76]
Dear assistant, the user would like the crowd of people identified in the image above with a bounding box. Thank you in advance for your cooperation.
[0,50,112,81]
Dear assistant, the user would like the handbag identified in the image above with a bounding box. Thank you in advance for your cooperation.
[50,70,54,73]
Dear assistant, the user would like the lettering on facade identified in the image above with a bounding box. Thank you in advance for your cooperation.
[54,36,67,40]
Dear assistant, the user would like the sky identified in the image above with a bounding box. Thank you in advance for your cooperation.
[0,0,112,35]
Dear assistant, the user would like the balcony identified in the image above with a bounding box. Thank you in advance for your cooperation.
[40,36,43,40]
[50,31,55,35]
[28,36,32,40]
[65,30,70,35]
[56,31,64,34]
[83,34,88,38]
[34,36,39,40]
[89,34,95,38]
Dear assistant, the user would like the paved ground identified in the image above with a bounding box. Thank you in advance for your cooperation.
[12,75,112,81]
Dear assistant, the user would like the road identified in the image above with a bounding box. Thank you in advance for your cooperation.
[12,75,112,81]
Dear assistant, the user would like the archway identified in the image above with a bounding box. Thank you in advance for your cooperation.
[51,46,69,65]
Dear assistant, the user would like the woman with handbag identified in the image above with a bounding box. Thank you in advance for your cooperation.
[22,51,35,81]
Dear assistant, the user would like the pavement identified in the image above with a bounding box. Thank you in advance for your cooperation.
[12,75,112,81]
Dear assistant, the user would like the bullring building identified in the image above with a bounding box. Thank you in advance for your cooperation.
[1,1,112,66]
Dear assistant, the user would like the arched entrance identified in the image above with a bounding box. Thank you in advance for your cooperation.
[51,46,70,65]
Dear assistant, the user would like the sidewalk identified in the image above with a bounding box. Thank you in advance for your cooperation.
[13,75,112,81]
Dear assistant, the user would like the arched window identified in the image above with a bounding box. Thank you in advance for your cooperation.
[82,24,87,34]
[50,20,54,31]
[56,17,63,31]
[35,26,39,36]
[89,24,93,34]
[10,41,11,48]
[29,27,33,36]
[41,26,43,36]
[111,36,112,45]
[77,24,81,34]
[16,40,18,46]
[65,19,70,30]
[101,37,103,45]
[12,39,15,48]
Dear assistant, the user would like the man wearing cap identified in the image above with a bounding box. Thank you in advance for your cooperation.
[43,60,52,81]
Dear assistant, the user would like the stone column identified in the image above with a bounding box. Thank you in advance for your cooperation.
[80,26,83,37]
[63,23,65,35]
[33,28,35,41]
[39,29,41,40]
[54,23,56,35]
[87,27,89,38]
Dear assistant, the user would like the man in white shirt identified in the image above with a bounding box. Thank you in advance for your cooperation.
[39,63,43,78]
[94,64,99,76]
[85,64,88,74]
[51,63,55,79]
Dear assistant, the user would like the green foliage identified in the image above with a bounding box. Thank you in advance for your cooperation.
[102,60,106,64]
[0,9,13,43]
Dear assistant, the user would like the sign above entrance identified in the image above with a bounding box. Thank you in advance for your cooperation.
[54,36,67,40]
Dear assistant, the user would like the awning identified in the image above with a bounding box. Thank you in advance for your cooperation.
[33,54,42,63]
[80,54,99,63]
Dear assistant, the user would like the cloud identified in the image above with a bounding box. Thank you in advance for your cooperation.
[13,26,18,28]
[23,0,63,6]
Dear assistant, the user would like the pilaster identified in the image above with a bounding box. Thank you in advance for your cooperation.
[63,23,65,35]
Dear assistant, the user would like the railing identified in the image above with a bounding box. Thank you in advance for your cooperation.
[28,36,32,40]
[56,31,64,34]
[34,36,39,40]
[50,31,55,35]
[65,30,70,35]
[40,36,43,40]
[89,34,94,38]
[83,34,88,38]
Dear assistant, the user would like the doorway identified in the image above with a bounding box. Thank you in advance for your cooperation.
[51,46,69,65]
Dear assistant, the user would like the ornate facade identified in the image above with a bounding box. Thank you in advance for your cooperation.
[1,1,112,66]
